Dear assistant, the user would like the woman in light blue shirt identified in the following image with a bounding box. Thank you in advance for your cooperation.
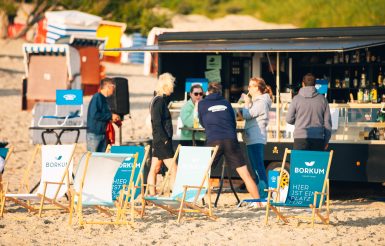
[242,77,272,199]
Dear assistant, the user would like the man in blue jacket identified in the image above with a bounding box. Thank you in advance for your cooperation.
[86,78,120,152]
[198,82,262,200]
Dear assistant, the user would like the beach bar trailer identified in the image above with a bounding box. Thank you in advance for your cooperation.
[113,26,385,183]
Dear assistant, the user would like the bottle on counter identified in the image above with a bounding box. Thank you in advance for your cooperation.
[335,79,341,88]
[193,103,199,128]
[333,53,339,64]
[357,88,364,103]
[363,88,370,103]
[378,67,383,87]
[353,70,359,88]
[366,48,371,63]
[343,70,350,88]
[371,83,378,103]
[361,67,366,88]
[339,53,344,63]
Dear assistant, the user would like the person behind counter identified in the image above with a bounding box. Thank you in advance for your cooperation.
[198,82,263,203]
[180,84,206,145]
[286,73,332,150]
[262,58,289,97]
[241,77,272,199]
[86,78,120,152]
[147,73,178,196]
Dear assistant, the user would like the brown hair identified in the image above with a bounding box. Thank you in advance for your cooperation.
[249,77,272,99]
[302,73,315,86]
[208,82,222,94]
[190,84,203,93]
[100,77,115,89]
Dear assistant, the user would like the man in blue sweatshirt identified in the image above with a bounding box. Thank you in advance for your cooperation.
[286,73,332,150]
[198,82,262,200]
[86,78,120,152]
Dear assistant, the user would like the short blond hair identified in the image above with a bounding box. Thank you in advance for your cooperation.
[156,73,175,95]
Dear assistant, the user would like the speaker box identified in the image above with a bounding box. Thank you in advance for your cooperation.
[107,77,130,116]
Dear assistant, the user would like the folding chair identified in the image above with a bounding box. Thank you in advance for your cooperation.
[38,89,84,127]
[142,146,219,223]
[1,144,76,217]
[0,146,14,202]
[0,146,14,176]
[265,148,333,226]
[109,145,150,202]
[69,152,139,226]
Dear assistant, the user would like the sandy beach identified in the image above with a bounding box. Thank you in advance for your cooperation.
[0,17,385,245]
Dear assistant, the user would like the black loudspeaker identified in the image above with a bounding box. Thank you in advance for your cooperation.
[107,77,130,116]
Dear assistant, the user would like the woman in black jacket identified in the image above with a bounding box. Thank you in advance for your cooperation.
[147,73,177,195]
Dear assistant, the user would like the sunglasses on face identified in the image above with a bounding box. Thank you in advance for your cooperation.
[193,92,203,96]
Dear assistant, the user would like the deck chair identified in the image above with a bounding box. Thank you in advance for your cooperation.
[0,146,13,174]
[109,145,150,202]
[1,144,76,217]
[0,146,14,203]
[265,148,333,226]
[142,145,219,223]
[38,89,84,127]
[69,152,139,226]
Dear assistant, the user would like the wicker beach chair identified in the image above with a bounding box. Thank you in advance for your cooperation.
[0,144,76,217]
[69,152,139,226]
[265,148,333,226]
[142,146,219,223]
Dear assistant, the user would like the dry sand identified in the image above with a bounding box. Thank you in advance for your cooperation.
[0,15,384,245]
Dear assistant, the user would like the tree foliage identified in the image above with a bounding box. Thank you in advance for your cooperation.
[3,0,385,39]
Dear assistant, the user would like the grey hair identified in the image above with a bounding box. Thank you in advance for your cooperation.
[156,73,175,95]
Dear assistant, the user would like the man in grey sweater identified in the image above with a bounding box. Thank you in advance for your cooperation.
[286,73,332,150]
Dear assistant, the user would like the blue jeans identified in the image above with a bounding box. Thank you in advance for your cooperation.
[86,133,107,152]
[247,143,268,198]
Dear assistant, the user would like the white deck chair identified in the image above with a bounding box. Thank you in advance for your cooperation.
[0,144,76,217]
[69,152,139,226]
[142,145,219,223]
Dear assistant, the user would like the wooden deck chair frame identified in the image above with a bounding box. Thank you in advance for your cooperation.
[142,145,219,223]
[140,144,181,200]
[265,148,333,226]
[69,152,139,226]
[107,145,151,216]
[0,144,76,217]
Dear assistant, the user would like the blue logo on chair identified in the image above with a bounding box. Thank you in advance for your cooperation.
[55,155,62,160]
[56,90,83,105]
[268,170,279,189]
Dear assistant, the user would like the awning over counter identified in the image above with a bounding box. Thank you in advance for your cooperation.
[103,37,385,53]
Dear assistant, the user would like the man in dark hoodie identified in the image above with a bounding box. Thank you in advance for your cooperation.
[286,73,332,150]
[198,82,262,201]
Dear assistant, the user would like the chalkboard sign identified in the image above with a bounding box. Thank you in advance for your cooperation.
[285,150,330,207]
[110,146,145,201]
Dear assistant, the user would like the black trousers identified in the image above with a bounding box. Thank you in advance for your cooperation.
[293,138,325,151]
